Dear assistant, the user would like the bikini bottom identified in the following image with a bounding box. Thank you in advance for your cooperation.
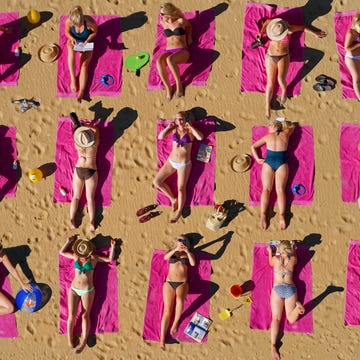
[75,167,97,180]
[166,280,188,290]
[266,52,289,63]
[169,158,192,170]
[166,47,188,54]
[345,52,360,60]
[273,283,297,299]
[71,286,95,297]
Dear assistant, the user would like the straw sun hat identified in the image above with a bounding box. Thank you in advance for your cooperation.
[38,43,59,63]
[266,18,288,41]
[72,239,95,258]
[231,154,252,173]
[73,126,95,148]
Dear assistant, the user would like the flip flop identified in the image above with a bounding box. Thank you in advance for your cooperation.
[136,204,158,217]
[313,83,334,92]
[125,51,150,72]
[315,74,328,83]
[139,211,162,223]
[315,75,336,87]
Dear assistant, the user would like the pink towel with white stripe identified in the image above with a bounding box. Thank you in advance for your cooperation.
[58,248,119,334]
[142,250,211,343]
[0,264,18,338]
[156,118,215,206]
[344,240,360,326]
[53,118,113,206]
[148,9,215,90]
[241,2,304,95]
[340,123,360,202]
[250,125,314,206]
[250,243,313,333]
[57,15,122,98]
[0,126,18,199]
[334,10,359,99]
[0,12,20,86]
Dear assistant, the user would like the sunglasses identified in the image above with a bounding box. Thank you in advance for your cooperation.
[177,237,187,244]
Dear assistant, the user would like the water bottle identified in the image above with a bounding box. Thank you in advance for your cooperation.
[13,160,18,170]
[14,47,21,57]
[59,186,67,196]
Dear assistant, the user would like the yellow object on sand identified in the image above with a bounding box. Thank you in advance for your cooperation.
[27,9,41,24]
[218,296,253,320]
[28,168,43,183]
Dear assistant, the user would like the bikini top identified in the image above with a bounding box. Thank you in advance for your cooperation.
[74,259,94,274]
[70,19,92,42]
[169,256,189,265]
[172,132,192,147]
[164,27,186,37]
[274,255,293,278]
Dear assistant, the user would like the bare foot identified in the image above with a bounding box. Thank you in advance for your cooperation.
[279,214,286,230]
[160,342,165,351]
[170,212,181,223]
[89,222,95,232]
[260,213,267,230]
[165,87,174,101]
[68,337,75,349]
[265,108,271,120]
[70,219,76,230]
[170,323,178,335]
[358,197,360,209]
[70,78,77,93]
[271,344,280,360]
[171,198,178,212]
[280,92,287,106]
[75,340,86,354]
[175,84,184,98]
[77,91,84,103]
[296,301,305,315]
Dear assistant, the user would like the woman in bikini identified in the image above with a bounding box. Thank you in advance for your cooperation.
[70,112,99,231]
[153,111,203,223]
[157,2,192,100]
[267,241,305,360]
[251,119,295,230]
[59,235,115,353]
[0,240,32,316]
[64,5,98,103]
[256,18,326,119]
[160,234,196,350]
[344,13,360,101]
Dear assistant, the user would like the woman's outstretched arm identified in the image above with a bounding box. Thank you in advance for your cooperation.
[59,235,77,259]
[251,136,267,164]
[2,255,32,292]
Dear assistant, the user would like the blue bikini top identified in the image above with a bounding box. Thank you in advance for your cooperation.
[172,132,192,147]
[74,259,94,274]
[164,27,186,37]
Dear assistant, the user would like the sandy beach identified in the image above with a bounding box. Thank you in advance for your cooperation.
[1,0,360,359]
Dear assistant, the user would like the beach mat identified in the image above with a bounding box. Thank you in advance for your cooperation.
[240,2,304,96]
[340,123,360,203]
[250,243,313,333]
[0,12,20,86]
[0,126,18,199]
[142,249,211,343]
[334,10,359,99]
[53,117,114,207]
[57,15,122,98]
[0,263,18,338]
[344,240,360,326]
[148,9,215,90]
[58,248,119,334]
[250,125,314,206]
[156,118,216,206]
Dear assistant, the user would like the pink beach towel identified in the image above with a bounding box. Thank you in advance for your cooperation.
[57,15,122,98]
[58,248,118,334]
[142,250,211,343]
[0,12,20,86]
[340,123,360,202]
[241,2,304,96]
[0,126,18,199]
[250,243,313,333]
[148,9,215,90]
[344,240,360,326]
[156,118,216,206]
[0,264,18,338]
[334,10,359,99]
[53,118,113,206]
[250,125,314,206]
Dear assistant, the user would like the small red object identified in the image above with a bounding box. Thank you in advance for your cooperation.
[230,284,243,298]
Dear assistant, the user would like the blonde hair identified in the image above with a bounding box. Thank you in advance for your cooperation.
[69,5,84,26]
[352,13,360,29]
[271,119,295,133]
[278,240,293,255]
[160,3,182,19]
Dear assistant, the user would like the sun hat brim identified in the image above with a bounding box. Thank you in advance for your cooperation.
[266,18,288,41]
[231,154,252,173]
[38,43,59,63]
[73,126,96,148]
[72,239,95,258]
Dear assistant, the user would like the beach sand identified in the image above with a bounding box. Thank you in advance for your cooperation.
[0,0,360,359]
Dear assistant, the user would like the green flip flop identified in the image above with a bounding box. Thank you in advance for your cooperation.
[125,51,150,72]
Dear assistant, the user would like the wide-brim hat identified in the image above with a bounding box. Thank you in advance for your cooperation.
[72,239,95,258]
[231,154,252,173]
[73,126,95,148]
[266,18,288,41]
[38,43,59,63]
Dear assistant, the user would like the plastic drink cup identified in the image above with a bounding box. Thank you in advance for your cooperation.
[230,284,243,298]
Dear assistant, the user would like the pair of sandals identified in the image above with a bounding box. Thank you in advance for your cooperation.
[136,204,160,223]
[313,74,336,92]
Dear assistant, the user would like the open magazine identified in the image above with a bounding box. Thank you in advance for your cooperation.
[184,312,212,343]
[74,42,94,52]
[197,144,213,163]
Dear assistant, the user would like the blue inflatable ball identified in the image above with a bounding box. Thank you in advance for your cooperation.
[15,283,42,313]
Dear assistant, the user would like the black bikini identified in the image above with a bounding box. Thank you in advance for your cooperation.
[75,167,97,180]
[164,27,186,37]
[166,255,189,289]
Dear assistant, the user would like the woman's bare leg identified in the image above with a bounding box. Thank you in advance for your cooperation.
[345,57,360,101]
[67,40,77,92]
[170,282,188,335]
[277,55,290,105]
[265,55,278,119]
[156,53,173,100]
[166,50,189,97]
[77,51,93,103]
[0,290,14,315]
[275,164,289,230]
[70,170,85,229]
[67,289,81,348]
[153,160,177,210]
[76,289,96,354]
[260,163,275,230]
[160,282,175,350]
[270,288,284,360]
[284,292,305,324]
[85,172,98,231]
[170,163,192,223]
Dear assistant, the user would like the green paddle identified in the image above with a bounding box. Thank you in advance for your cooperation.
[125,51,150,76]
